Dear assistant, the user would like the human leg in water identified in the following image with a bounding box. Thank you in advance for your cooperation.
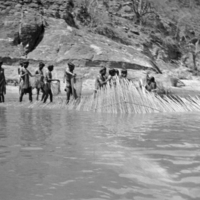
[41,93,46,102]
[36,88,40,101]
[66,86,72,104]
[43,92,49,103]
[1,94,4,102]
[49,89,53,102]
[19,90,24,102]
[29,88,33,103]
[43,89,53,103]
[41,86,46,101]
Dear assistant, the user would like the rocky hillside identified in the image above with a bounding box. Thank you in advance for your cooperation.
[0,0,200,71]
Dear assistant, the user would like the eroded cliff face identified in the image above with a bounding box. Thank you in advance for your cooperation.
[0,0,164,71]
[0,0,75,55]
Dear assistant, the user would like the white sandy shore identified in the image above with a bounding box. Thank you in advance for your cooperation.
[3,64,200,99]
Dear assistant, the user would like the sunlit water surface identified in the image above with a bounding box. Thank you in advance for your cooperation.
[0,107,200,200]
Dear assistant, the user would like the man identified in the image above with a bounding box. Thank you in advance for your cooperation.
[35,62,45,101]
[0,60,6,103]
[120,68,128,79]
[107,68,117,86]
[63,62,77,104]
[43,65,59,103]
[139,71,150,90]
[94,66,107,98]
[19,61,34,102]
[145,76,157,92]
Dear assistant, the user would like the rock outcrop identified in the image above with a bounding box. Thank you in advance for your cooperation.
[0,0,164,72]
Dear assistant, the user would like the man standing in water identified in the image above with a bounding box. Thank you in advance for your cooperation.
[94,66,107,97]
[0,60,6,103]
[120,68,128,79]
[19,61,34,103]
[145,76,157,92]
[43,65,59,103]
[35,62,45,101]
[63,62,77,104]
[107,68,117,86]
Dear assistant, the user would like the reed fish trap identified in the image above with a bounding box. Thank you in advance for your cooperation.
[51,81,61,96]
[74,75,83,98]
[71,78,200,114]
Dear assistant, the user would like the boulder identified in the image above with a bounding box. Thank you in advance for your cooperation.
[27,18,159,72]
[0,0,161,73]
[18,10,44,54]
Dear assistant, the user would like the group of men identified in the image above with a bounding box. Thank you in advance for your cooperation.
[17,61,60,103]
[0,59,157,104]
[0,60,77,104]
[95,65,157,94]
[17,61,77,104]
[94,66,128,95]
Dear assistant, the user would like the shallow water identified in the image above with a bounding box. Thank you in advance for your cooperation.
[0,107,200,200]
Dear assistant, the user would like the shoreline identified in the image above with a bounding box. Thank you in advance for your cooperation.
[3,64,200,100]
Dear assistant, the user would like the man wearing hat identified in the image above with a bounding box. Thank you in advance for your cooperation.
[94,65,107,97]
[35,62,45,101]
[120,67,128,79]
[63,62,77,104]
[43,65,59,103]
[19,60,34,102]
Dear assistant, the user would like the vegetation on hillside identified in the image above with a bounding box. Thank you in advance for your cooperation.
[73,0,200,72]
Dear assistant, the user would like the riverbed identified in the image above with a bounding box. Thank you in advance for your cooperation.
[0,107,200,200]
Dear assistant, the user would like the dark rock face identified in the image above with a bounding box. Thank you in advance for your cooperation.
[16,10,45,54]
[0,0,76,57]
[0,0,161,72]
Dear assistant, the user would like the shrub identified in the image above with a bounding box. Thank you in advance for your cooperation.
[95,25,132,45]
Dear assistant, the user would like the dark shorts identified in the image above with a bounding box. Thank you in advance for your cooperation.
[65,86,72,94]
[22,87,32,94]
[0,84,6,95]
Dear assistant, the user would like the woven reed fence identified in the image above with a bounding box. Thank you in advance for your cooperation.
[66,78,200,114]
[3,78,200,114]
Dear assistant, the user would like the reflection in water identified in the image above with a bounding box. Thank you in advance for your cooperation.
[0,107,200,200]
[0,107,7,139]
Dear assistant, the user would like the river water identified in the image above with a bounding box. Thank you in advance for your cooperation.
[0,107,200,200]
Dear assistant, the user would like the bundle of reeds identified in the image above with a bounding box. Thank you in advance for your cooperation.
[51,81,61,96]
[74,75,83,99]
[70,77,200,114]
[3,78,200,114]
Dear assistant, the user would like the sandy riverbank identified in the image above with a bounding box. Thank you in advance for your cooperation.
[3,64,200,99]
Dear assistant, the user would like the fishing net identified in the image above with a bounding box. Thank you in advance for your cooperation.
[30,77,36,88]
[51,81,61,96]
[74,75,83,98]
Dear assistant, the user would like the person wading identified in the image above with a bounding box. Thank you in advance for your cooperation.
[145,76,157,92]
[35,62,45,101]
[107,68,118,86]
[94,66,107,98]
[63,62,77,104]
[43,65,59,103]
[0,60,6,103]
[120,68,128,79]
[19,61,34,103]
